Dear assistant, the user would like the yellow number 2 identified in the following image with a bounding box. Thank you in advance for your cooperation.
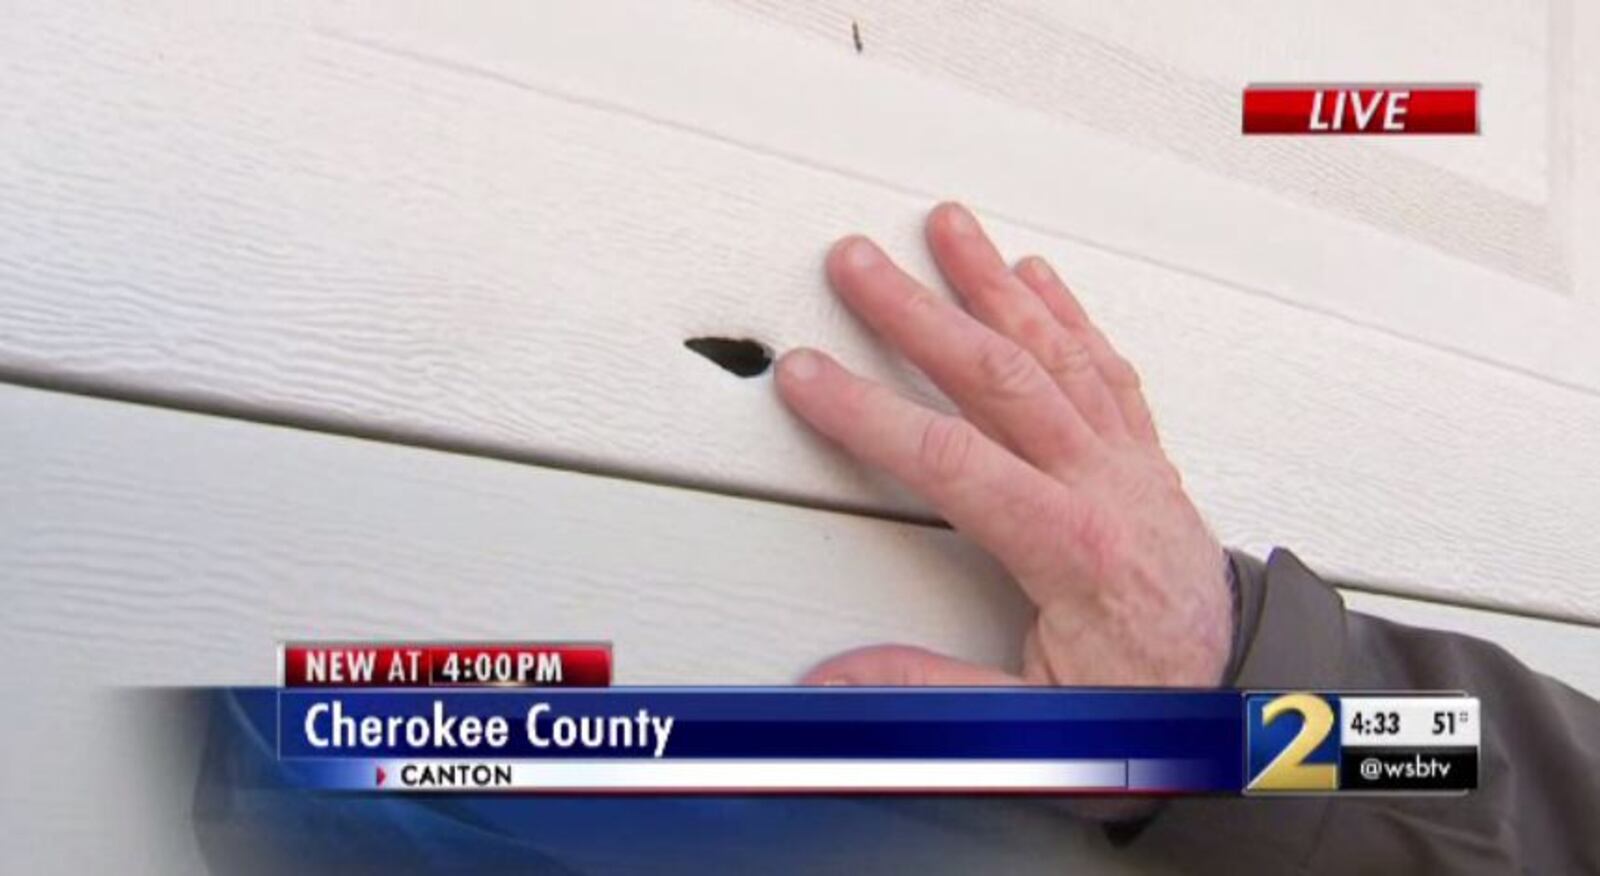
[1248,693,1339,791]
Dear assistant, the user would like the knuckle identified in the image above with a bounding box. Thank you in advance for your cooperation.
[839,377,897,425]
[975,338,1042,398]
[975,275,1016,307]
[1018,255,1052,283]
[1014,315,1055,351]
[917,416,980,480]
[1041,335,1097,383]
[894,287,940,320]
[838,375,880,416]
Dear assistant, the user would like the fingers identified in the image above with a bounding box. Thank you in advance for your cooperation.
[825,235,1094,470]
[776,348,1072,590]
[800,644,1026,686]
[924,203,1127,441]
[1014,256,1160,445]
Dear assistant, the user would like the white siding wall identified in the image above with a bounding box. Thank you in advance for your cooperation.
[3,2,1599,872]
[3,1,1598,620]
[3,384,1597,873]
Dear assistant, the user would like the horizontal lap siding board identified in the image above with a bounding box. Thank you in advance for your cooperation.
[0,385,1030,687]
[2,2,1599,623]
[718,0,1566,280]
[3,382,1598,696]
[1,383,1597,874]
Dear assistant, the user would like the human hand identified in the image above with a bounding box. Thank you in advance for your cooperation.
[777,203,1233,688]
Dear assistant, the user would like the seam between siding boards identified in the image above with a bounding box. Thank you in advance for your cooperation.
[4,369,1597,632]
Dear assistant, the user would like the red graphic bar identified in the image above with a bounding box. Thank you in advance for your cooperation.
[281,642,612,687]
[1242,85,1477,135]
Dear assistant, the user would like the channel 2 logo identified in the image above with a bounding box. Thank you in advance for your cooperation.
[1245,692,1340,792]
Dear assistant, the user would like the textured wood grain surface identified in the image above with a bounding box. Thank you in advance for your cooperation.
[5,5,1599,872]
[3,383,1596,693]
[1,2,1597,621]
[721,0,1564,281]
[5,384,1597,874]
[0,384,1029,687]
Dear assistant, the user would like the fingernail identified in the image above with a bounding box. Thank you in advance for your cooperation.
[944,203,977,235]
[820,677,851,686]
[1021,256,1053,282]
[780,349,821,381]
[842,237,881,271]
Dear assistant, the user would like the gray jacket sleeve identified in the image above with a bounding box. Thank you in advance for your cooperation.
[1119,548,1600,874]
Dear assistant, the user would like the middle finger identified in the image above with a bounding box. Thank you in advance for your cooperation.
[825,235,1095,469]
[925,203,1128,442]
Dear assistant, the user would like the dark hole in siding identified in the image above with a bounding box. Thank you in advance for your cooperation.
[684,337,773,377]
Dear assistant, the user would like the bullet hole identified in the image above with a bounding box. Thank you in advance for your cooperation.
[684,337,773,377]
[852,21,863,53]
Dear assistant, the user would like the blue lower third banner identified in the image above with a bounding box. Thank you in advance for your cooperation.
[274,689,1241,793]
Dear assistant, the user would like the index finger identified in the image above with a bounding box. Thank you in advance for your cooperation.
[776,347,1073,594]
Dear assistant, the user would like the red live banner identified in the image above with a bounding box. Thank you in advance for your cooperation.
[281,642,612,688]
[1242,85,1477,135]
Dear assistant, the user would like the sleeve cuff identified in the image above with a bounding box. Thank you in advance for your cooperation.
[1224,548,1349,690]
[1101,548,1351,854]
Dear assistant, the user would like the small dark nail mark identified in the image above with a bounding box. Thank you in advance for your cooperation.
[684,337,773,377]
[852,21,863,53]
